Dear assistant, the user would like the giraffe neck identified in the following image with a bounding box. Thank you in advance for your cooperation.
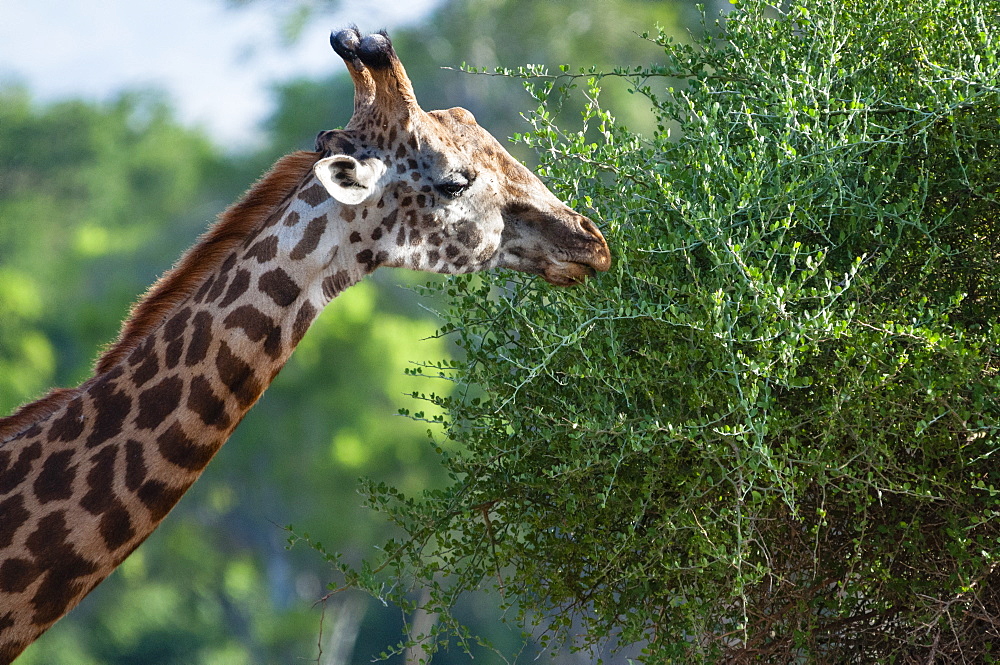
[0,160,369,661]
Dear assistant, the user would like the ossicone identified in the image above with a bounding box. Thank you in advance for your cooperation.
[330,27,419,127]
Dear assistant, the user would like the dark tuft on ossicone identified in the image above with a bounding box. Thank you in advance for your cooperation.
[330,26,363,67]
[356,31,394,69]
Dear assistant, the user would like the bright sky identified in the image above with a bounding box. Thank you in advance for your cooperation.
[0,0,443,148]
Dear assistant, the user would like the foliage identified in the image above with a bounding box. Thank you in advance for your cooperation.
[335,0,1000,662]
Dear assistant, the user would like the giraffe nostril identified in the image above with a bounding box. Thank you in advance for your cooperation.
[579,216,603,241]
[578,216,611,272]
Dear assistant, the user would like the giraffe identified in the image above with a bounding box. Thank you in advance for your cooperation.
[0,28,609,661]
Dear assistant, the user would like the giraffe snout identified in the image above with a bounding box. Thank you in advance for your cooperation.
[537,214,611,287]
[498,203,612,286]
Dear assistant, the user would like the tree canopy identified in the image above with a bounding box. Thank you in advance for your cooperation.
[334,0,1000,662]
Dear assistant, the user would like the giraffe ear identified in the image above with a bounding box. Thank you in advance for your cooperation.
[313,155,386,205]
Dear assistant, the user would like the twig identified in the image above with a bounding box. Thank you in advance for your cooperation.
[475,500,506,598]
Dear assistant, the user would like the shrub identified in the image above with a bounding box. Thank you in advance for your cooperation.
[329,1,1000,661]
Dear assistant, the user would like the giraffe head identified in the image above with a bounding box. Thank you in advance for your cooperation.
[313,28,611,286]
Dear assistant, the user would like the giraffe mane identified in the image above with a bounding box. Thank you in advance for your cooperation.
[0,150,321,443]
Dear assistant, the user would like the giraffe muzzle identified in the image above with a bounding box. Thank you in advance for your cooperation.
[542,219,612,286]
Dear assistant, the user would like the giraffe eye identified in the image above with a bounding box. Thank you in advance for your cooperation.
[435,175,472,198]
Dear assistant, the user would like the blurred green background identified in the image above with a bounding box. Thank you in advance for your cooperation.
[0,1,722,662]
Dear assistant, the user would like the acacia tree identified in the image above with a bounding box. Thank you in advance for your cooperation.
[327,0,1000,662]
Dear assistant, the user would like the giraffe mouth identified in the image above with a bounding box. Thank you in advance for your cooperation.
[541,231,612,286]
[542,260,600,287]
[537,235,612,286]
